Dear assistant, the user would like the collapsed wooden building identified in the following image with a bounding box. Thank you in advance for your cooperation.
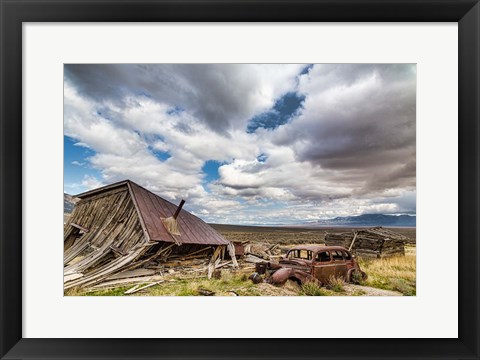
[64,180,235,289]
[324,227,407,258]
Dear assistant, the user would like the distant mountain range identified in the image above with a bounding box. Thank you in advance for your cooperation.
[64,193,79,213]
[307,213,416,227]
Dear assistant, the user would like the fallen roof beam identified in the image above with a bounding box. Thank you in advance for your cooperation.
[70,223,89,233]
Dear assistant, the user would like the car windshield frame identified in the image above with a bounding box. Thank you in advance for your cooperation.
[286,249,314,260]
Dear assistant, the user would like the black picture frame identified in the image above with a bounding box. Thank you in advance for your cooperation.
[1,1,479,359]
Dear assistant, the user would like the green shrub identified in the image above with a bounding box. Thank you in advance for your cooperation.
[301,281,327,296]
[326,276,345,292]
[351,270,365,285]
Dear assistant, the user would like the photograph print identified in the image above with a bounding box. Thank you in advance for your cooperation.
[64,64,416,296]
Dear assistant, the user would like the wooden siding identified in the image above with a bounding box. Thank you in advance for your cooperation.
[64,187,152,289]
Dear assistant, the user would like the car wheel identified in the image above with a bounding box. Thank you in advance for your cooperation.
[361,270,368,281]
[349,269,365,284]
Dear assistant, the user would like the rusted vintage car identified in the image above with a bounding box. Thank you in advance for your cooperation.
[255,245,367,286]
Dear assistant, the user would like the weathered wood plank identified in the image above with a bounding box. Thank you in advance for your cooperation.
[124,281,164,295]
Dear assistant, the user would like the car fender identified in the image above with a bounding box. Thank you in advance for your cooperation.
[269,268,294,285]
[269,268,316,286]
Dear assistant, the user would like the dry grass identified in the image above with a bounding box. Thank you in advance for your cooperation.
[64,286,85,296]
[77,272,265,296]
[358,246,416,295]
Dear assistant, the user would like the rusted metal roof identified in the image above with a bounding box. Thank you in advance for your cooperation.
[76,180,229,246]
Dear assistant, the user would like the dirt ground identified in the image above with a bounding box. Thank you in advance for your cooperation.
[211,224,416,245]
[343,284,402,296]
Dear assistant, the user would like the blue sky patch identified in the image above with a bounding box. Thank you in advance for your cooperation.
[138,90,152,98]
[246,92,305,133]
[257,153,268,162]
[64,136,102,194]
[167,106,184,115]
[150,147,171,161]
[300,64,314,75]
[202,160,222,183]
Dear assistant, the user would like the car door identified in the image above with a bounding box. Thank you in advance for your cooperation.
[313,251,335,284]
[331,250,348,279]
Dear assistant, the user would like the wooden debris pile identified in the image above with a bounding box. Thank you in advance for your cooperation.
[242,243,282,263]
[86,241,282,293]
[64,180,235,290]
[84,245,241,293]
[325,227,407,258]
[66,240,240,290]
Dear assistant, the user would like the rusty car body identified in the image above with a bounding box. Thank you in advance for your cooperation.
[256,245,367,286]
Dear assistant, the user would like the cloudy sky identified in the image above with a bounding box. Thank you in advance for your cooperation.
[64,64,416,225]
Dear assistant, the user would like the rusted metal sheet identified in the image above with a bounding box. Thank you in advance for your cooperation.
[233,242,245,256]
[70,222,89,233]
[76,180,229,246]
